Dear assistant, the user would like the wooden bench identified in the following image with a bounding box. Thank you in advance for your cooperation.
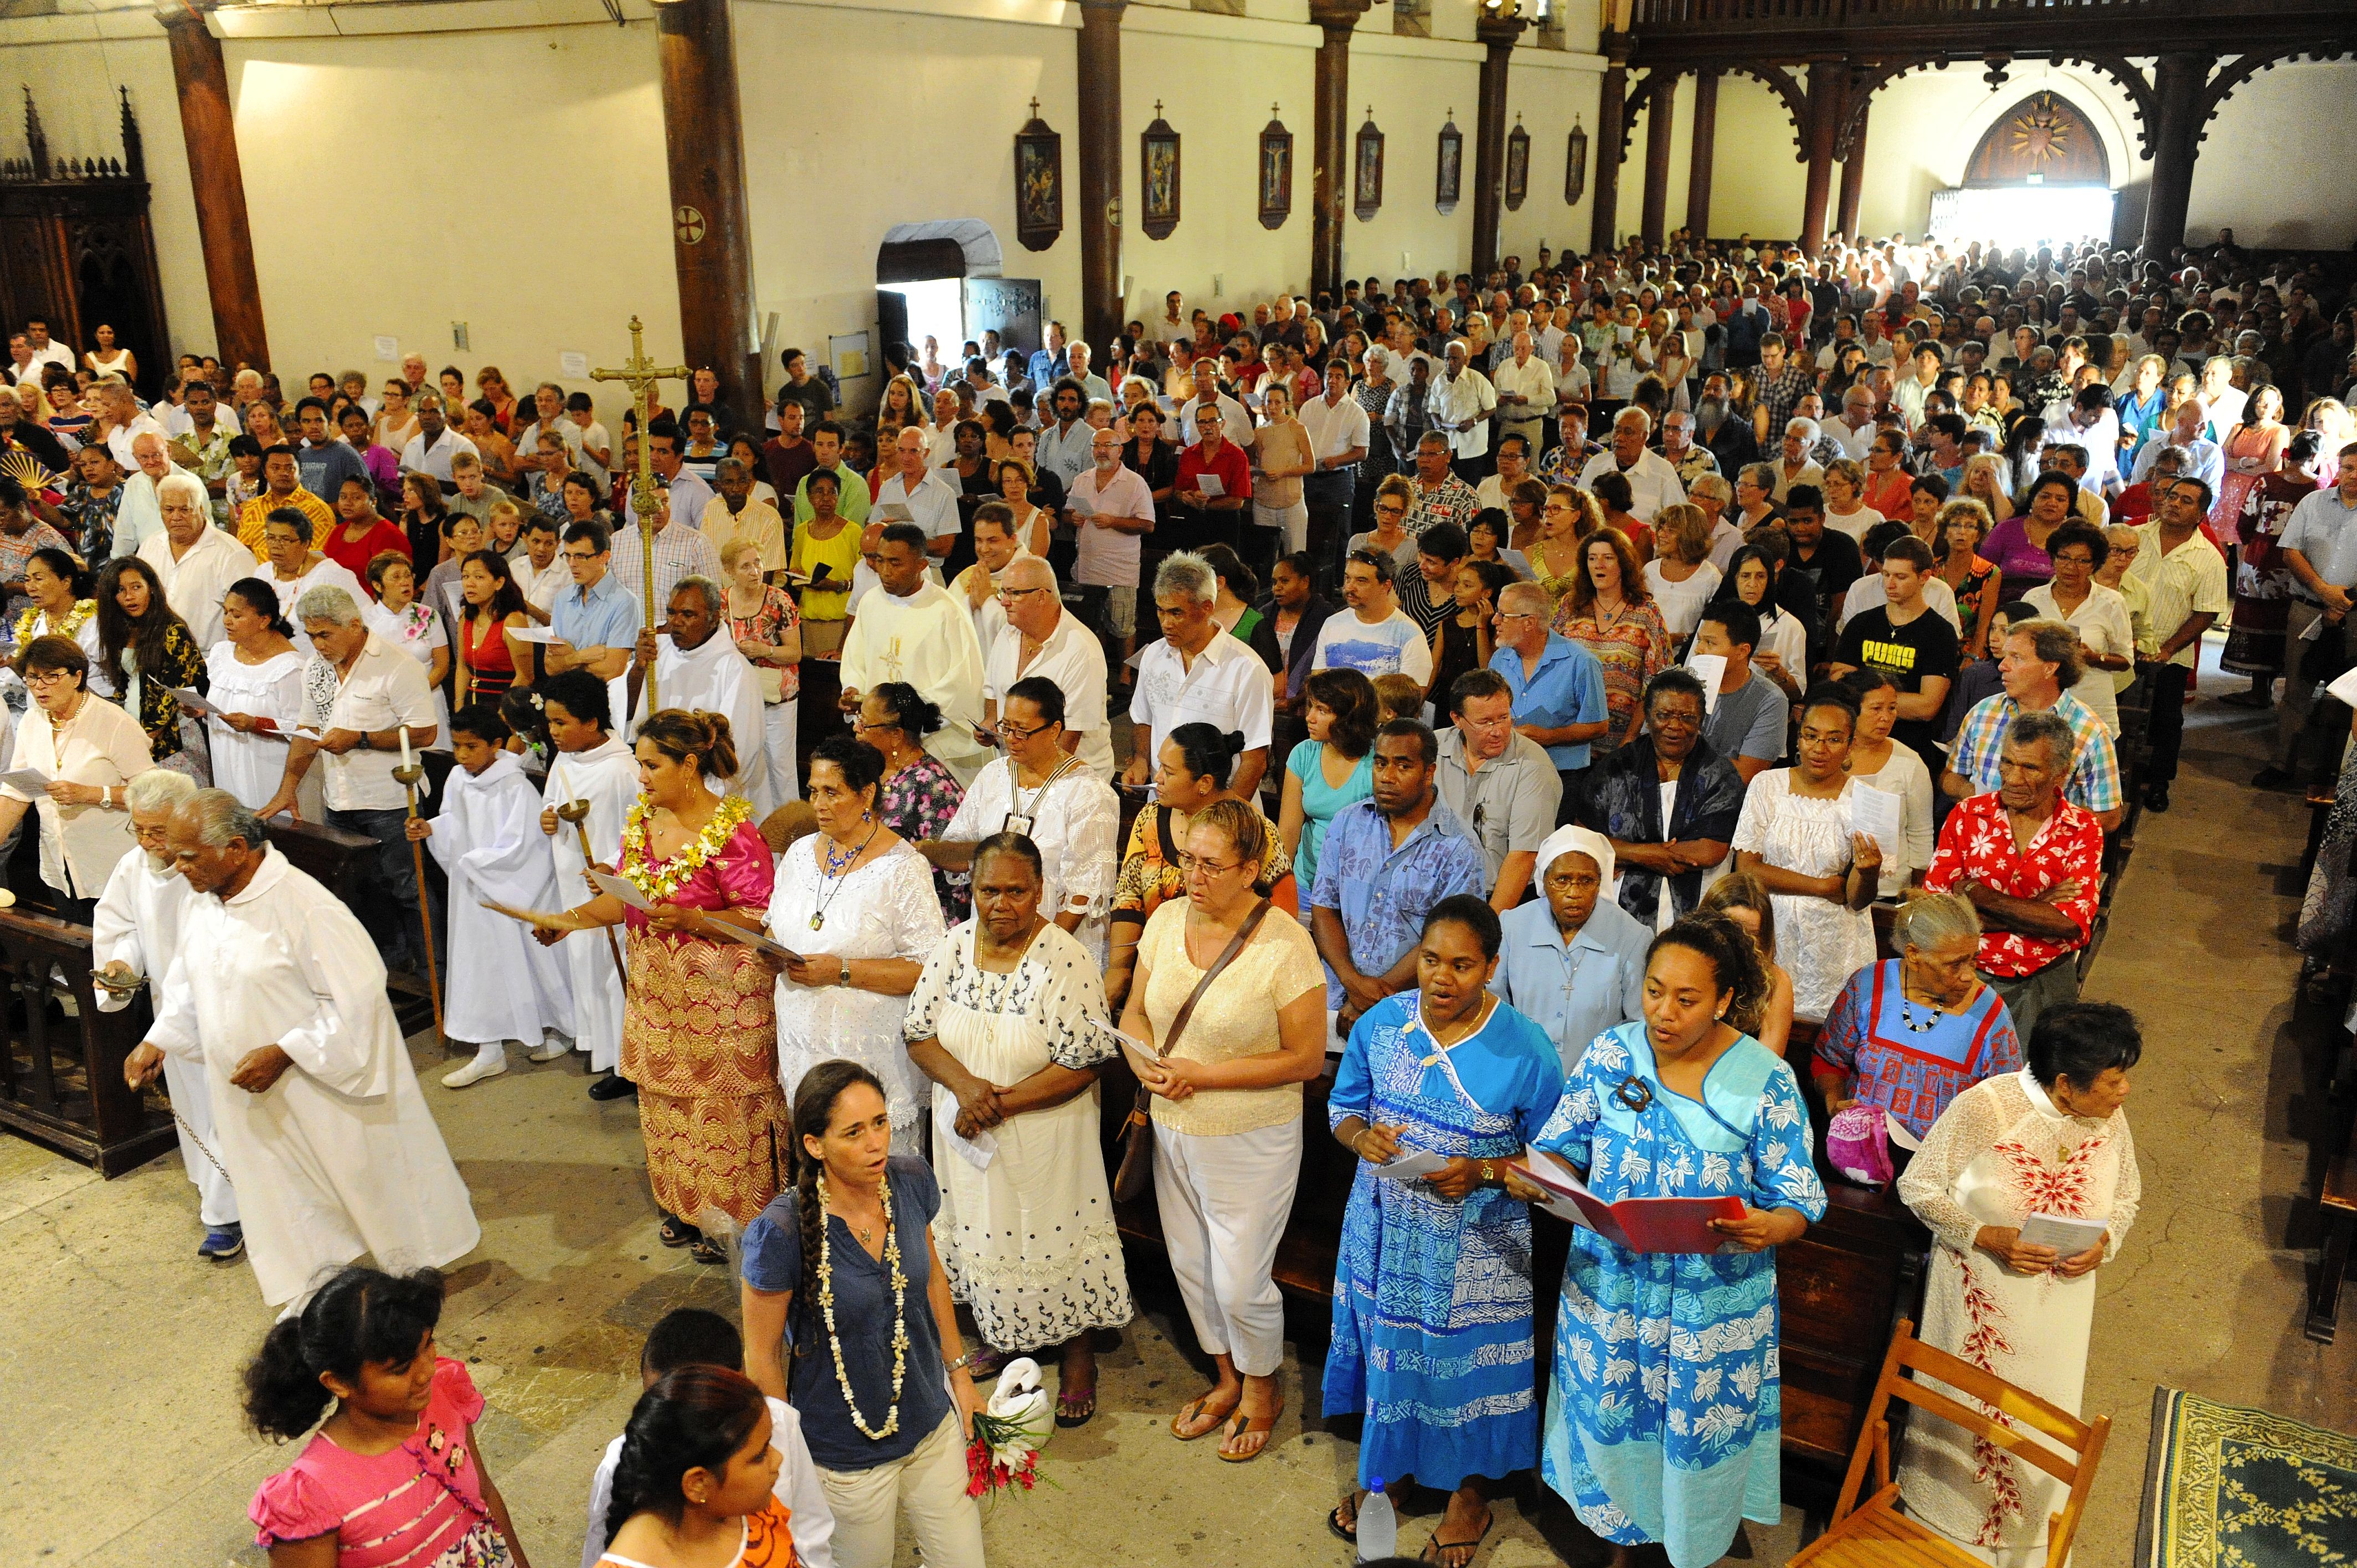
[2309,1115,2357,1343]
[0,905,176,1175]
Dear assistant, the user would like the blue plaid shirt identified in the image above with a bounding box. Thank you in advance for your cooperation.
[1309,796,1490,1008]
[1946,689,2122,814]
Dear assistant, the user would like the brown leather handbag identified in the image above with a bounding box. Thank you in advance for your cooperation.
[1111,899,1273,1203]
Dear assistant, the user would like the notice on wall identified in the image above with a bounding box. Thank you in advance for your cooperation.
[373,336,399,363]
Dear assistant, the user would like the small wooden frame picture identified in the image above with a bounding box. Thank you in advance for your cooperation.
[1436,114,1463,215]
[1258,108,1293,231]
[1141,102,1181,240]
[1013,101,1062,253]
[1566,116,1588,207]
[1506,115,1530,212]
[1354,109,1385,221]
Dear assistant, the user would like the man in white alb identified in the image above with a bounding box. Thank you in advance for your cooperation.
[629,577,774,812]
[838,523,993,783]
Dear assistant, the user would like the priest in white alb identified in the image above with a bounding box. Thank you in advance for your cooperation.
[125,791,480,1311]
[534,668,637,1097]
[91,770,243,1261]
[413,703,575,1089]
[838,521,992,784]
[626,575,775,813]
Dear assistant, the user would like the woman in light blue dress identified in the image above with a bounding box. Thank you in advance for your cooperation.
[1324,895,1565,1567]
[1279,667,1377,893]
[1533,912,1828,1568]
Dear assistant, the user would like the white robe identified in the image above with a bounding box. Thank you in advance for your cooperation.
[542,736,638,1072]
[146,846,480,1306]
[90,845,238,1226]
[624,631,775,814]
[424,752,574,1048]
[839,579,992,783]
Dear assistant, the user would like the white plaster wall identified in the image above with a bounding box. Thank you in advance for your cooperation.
[1496,47,1603,270]
[0,22,208,371]
[2187,59,2357,249]
[1344,37,1484,285]
[1702,70,1806,241]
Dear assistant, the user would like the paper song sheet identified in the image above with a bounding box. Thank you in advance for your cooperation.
[1848,783,1905,868]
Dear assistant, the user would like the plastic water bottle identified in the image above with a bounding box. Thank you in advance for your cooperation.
[1357,1477,1397,1562]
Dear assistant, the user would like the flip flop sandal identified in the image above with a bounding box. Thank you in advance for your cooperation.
[1420,1507,1495,1568]
[1214,1397,1284,1463]
[1327,1496,1362,1544]
[1055,1388,1097,1428]
[687,1236,729,1266]
[1170,1392,1240,1441]
[657,1215,699,1248]
[965,1346,1008,1382]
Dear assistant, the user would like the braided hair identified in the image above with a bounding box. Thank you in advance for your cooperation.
[785,1060,890,1366]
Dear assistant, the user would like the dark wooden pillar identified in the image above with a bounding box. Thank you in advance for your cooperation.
[1471,10,1527,278]
[1589,33,1631,255]
[159,10,267,370]
[1640,71,1677,251]
[1799,59,1844,257]
[1836,94,1869,240]
[1309,0,1368,302]
[1685,68,1717,244]
[1075,0,1126,352]
[657,0,761,427]
[2141,53,2209,256]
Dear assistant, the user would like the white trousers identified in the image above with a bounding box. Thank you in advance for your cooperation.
[1254,499,1310,556]
[763,699,800,804]
[1152,1117,1302,1377]
[819,1412,986,1568]
[162,1049,238,1226]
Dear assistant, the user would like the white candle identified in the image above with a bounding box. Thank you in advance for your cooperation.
[399,727,414,771]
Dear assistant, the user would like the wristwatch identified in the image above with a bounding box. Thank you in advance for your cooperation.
[837,961,851,987]
[1481,1159,1497,1187]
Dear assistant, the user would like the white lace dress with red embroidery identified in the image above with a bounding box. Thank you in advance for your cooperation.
[1891,1067,2141,1567]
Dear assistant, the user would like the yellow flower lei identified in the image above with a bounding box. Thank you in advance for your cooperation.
[618,794,752,902]
[15,598,94,649]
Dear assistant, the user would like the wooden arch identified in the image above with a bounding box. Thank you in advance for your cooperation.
[1962,90,2109,186]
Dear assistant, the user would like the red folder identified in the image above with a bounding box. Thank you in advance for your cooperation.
[1513,1146,1745,1255]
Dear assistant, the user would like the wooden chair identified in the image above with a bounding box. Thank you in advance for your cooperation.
[1787,1317,2111,1567]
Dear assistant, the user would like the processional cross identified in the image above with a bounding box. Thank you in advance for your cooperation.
[592,317,689,710]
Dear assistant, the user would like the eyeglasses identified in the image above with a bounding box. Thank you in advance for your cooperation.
[25,668,74,685]
[997,586,1053,601]
[1544,871,1603,893]
[995,718,1057,740]
[1176,853,1243,878]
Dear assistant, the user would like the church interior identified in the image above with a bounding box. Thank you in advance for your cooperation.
[1,0,2355,1566]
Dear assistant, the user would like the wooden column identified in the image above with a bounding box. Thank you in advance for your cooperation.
[657,0,761,428]
[1310,0,1369,302]
[1836,94,1869,240]
[1640,71,1677,251]
[1075,0,1126,353]
[2141,53,2209,255]
[1589,33,1631,256]
[1471,10,1527,278]
[1798,59,1844,257]
[1685,68,1717,244]
[159,9,266,370]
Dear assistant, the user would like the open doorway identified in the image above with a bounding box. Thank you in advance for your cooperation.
[874,220,1042,376]
[1927,185,2116,249]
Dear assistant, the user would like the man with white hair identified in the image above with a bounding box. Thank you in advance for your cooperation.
[135,472,248,647]
[985,551,1113,780]
[627,576,775,813]
[92,378,163,474]
[1125,550,1275,800]
[1489,329,1555,459]
[1769,417,1829,504]
[257,585,442,972]
[123,790,479,1312]
[94,770,243,1262]
[1577,406,1689,522]
[1425,339,1499,483]
[106,430,186,560]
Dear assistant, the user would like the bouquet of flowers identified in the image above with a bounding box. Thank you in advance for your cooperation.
[965,1358,1056,1500]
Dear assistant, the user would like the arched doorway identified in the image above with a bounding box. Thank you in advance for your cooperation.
[1928,91,2117,245]
[874,219,1040,381]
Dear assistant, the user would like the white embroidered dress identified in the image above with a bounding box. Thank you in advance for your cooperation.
[936,756,1121,968]
[1893,1069,2142,1566]
[1728,770,1876,1021]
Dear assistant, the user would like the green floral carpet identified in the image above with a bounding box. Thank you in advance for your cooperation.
[2138,1387,2357,1566]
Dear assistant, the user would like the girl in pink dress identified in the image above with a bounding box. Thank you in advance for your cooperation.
[248,1266,535,1568]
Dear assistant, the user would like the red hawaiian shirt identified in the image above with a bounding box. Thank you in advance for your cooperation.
[1921,792,2102,978]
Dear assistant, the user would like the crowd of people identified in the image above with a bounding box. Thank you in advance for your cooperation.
[15,221,2345,1568]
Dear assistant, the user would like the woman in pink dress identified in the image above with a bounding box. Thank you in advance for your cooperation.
[537,709,788,1266]
[249,1266,535,1568]
[2211,383,2289,535]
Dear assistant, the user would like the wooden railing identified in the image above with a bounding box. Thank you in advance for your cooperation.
[1627,0,2320,25]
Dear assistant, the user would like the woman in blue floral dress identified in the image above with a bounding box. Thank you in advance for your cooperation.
[1324,894,1565,1566]
[1533,912,1827,1568]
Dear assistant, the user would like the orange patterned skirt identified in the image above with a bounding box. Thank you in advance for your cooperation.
[620,929,790,1228]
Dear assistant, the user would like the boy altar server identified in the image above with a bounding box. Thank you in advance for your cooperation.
[534,670,639,1101]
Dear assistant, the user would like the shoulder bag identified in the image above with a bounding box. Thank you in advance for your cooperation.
[1111,898,1274,1202]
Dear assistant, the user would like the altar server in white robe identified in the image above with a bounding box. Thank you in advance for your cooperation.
[411,703,575,1089]
[125,790,480,1311]
[625,575,774,813]
[534,669,637,1087]
[92,770,242,1256]
[837,521,992,785]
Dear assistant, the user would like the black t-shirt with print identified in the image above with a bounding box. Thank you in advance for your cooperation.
[1834,602,1960,764]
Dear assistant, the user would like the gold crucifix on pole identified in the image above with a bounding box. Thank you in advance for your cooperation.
[592,317,689,711]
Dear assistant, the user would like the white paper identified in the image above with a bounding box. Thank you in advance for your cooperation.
[0,766,48,795]
[164,684,210,716]
[1193,473,1226,499]
[700,918,796,962]
[2327,663,2357,709]
[1685,654,1727,715]
[876,503,915,524]
[558,351,589,380]
[507,625,563,644]
[373,335,399,363]
[2303,614,2328,643]
[935,1096,997,1170]
[1516,1145,1599,1228]
[589,869,655,912]
[1849,783,1905,867]
[1097,1020,1160,1060]
[443,582,466,623]
[1369,1148,1447,1182]
[2019,1212,2108,1257]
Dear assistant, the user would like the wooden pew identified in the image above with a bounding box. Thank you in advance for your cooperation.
[0,904,176,1175]
[2309,1116,2357,1343]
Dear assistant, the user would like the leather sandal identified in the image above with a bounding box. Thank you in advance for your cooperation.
[1215,1394,1283,1462]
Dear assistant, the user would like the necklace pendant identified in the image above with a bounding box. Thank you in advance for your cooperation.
[810,911,825,931]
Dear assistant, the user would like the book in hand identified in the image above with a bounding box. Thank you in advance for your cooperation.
[2017,1213,2108,1258]
[1512,1145,1746,1254]
[698,918,800,964]
[164,685,211,717]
